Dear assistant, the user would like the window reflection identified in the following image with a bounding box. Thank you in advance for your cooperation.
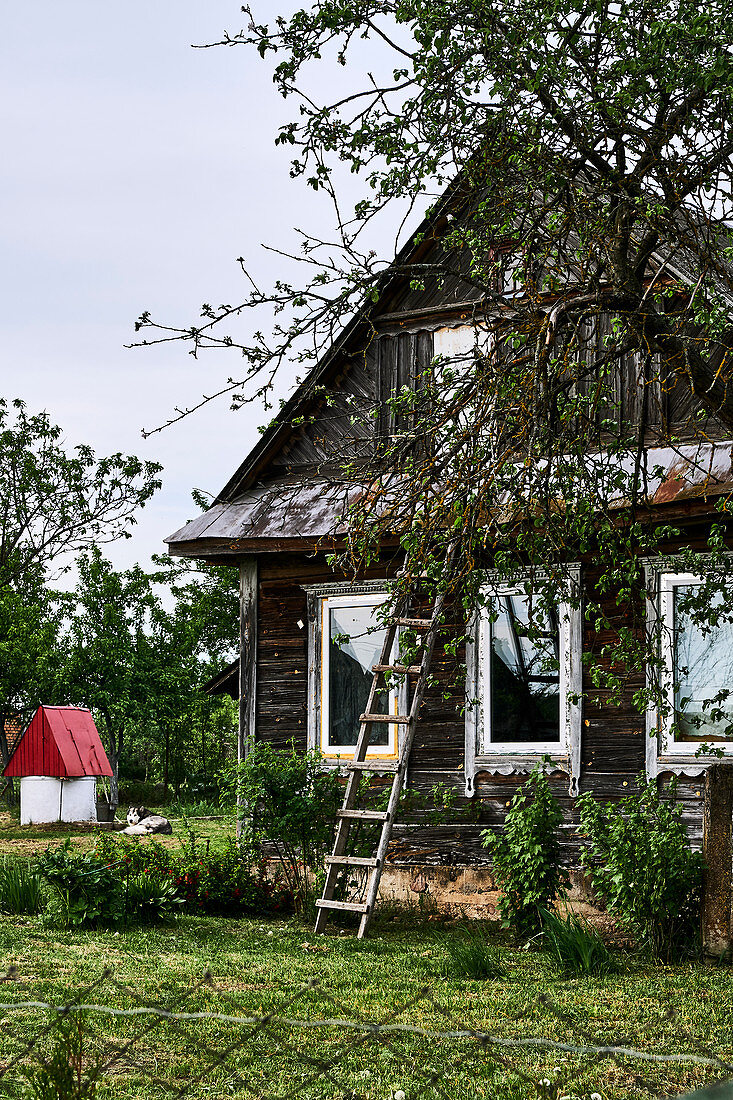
[674,585,733,742]
[328,604,389,747]
[490,594,561,744]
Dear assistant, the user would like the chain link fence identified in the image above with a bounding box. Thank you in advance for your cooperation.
[0,966,730,1100]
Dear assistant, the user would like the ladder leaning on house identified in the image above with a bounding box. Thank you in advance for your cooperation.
[314,542,458,940]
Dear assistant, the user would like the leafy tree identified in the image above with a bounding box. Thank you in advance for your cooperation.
[136,2,733,709]
[60,549,158,805]
[139,1,733,421]
[59,549,238,805]
[0,400,161,769]
[0,398,161,588]
[0,567,61,771]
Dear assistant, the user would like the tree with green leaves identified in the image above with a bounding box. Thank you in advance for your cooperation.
[60,549,159,805]
[137,1,733,716]
[0,398,161,768]
[0,565,61,771]
[0,399,161,589]
[60,549,238,805]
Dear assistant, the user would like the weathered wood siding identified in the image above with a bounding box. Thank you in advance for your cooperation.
[254,544,709,870]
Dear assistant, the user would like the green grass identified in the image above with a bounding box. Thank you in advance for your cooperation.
[0,909,731,1099]
[434,921,505,980]
[0,856,42,914]
[541,908,617,978]
[0,809,232,857]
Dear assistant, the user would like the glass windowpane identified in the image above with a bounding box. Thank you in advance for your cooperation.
[328,603,389,747]
[490,594,561,744]
[674,585,733,742]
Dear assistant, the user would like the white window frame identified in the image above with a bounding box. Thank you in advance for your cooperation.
[645,563,733,776]
[465,567,582,797]
[304,582,404,763]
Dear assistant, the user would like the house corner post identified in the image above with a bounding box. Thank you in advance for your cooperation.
[702,762,733,960]
[237,557,258,840]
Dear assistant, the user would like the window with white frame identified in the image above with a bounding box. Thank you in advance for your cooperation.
[466,573,582,778]
[654,571,733,757]
[306,587,400,760]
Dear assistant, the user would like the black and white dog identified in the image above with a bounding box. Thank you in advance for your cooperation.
[123,806,173,835]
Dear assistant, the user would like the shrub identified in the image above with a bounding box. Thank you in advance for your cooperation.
[125,873,183,924]
[90,832,291,918]
[167,797,223,819]
[578,778,703,960]
[175,835,292,916]
[0,856,43,915]
[38,840,125,929]
[481,763,568,940]
[436,924,504,980]
[92,832,174,877]
[221,741,342,915]
[21,1011,99,1100]
[540,909,616,977]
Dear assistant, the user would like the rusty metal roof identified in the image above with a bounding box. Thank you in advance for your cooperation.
[166,441,733,557]
[166,477,367,552]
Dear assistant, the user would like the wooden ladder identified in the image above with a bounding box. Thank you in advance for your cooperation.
[314,545,457,939]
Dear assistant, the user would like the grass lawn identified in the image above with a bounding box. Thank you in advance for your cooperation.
[0,908,732,1099]
[0,809,232,858]
[0,813,732,1099]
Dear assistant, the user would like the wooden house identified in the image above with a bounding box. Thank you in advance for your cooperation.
[3,705,113,825]
[167,186,733,912]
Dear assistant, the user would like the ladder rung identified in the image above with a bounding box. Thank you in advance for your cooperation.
[325,856,379,868]
[316,899,369,914]
[347,760,399,773]
[360,713,410,724]
[372,664,423,675]
[337,809,388,821]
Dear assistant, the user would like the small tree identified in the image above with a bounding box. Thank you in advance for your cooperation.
[481,763,568,940]
[0,399,160,768]
[578,778,703,959]
[223,741,342,914]
[60,549,159,806]
[0,398,161,589]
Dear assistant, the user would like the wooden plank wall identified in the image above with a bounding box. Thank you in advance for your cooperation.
[255,548,708,869]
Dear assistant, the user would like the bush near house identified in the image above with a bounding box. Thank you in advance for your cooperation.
[481,763,569,940]
[578,778,704,960]
[221,741,342,916]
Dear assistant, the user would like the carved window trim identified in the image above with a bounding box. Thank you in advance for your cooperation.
[464,566,582,797]
[643,558,733,778]
[303,582,407,765]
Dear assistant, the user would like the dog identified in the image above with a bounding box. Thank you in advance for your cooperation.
[123,806,173,836]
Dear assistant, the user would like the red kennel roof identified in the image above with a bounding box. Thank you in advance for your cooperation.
[3,705,112,779]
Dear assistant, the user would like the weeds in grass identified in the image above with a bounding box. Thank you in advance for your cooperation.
[167,798,225,819]
[21,1011,99,1100]
[540,909,616,978]
[0,856,43,914]
[435,923,505,980]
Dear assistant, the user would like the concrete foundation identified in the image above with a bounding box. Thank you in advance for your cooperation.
[376,863,602,920]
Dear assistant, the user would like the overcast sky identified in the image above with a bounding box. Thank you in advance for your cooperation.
[1,2,374,575]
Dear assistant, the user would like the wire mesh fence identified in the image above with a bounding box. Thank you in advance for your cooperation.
[0,964,731,1100]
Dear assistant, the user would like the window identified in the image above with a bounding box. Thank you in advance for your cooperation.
[305,585,401,760]
[648,570,733,768]
[465,571,582,796]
